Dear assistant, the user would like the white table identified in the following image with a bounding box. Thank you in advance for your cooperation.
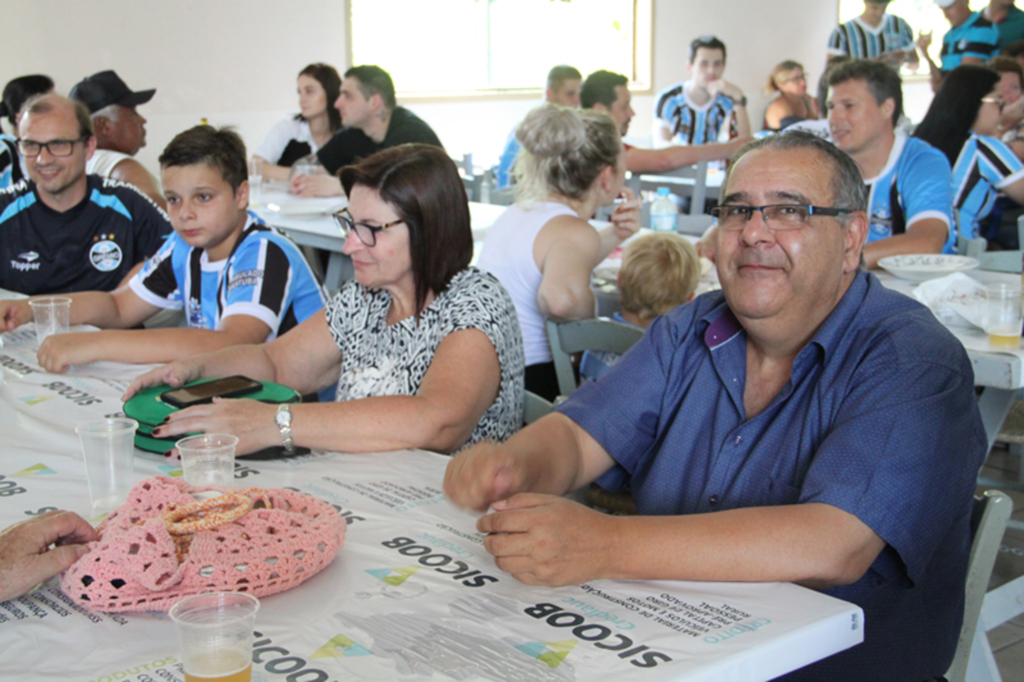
[254,191,508,293]
[0,331,863,681]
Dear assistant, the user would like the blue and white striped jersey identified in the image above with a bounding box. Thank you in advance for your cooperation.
[654,82,736,146]
[130,214,325,339]
[827,14,915,59]
[941,12,999,70]
[864,132,956,253]
[952,133,1024,239]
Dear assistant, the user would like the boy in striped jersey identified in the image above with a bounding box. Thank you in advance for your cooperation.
[0,125,325,374]
[653,36,750,148]
[826,1,919,69]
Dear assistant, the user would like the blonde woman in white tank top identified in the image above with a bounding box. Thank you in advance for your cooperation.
[478,104,640,400]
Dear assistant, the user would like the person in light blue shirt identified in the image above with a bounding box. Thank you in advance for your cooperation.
[444,132,986,681]
[827,1,918,68]
[0,125,324,374]
[915,64,1024,239]
[495,65,581,189]
[920,0,1000,89]
[827,60,955,267]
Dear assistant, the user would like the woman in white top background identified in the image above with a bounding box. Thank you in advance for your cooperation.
[477,104,640,400]
[252,63,342,182]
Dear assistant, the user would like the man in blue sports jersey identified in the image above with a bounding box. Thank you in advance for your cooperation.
[826,1,919,69]
[0,95,171,295]
[0,126,325,374]
[920,0,1000,89]
[583,70,749,175]
[495,65,582,189]
[827,60,955,268]
[653,36,750,148]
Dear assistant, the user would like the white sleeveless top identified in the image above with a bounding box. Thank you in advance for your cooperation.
[477,201,579,366]
[86,149,132,177]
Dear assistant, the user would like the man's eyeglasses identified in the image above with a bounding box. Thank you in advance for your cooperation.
[332,209,404,247]
[709,204,853,231]
[981,96,1006,112]
[17,137,88,158]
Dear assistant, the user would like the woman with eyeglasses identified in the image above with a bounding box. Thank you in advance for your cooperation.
[914,64,1024,240]
[477,104,640,401]
[762,61,817,133]
[126,144,525,456]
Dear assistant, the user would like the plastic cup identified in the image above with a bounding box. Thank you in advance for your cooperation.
[76,418,138,515]
[29,296,71,346]
[247,157,263,207]
[170,592,259,682]
[986,283,1023,349]
[177,434,238,487]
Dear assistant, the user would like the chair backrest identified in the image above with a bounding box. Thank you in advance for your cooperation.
[945,489,1013,682]
[523,390,553,425]
[546,318,645,397]
[956,233,986,259]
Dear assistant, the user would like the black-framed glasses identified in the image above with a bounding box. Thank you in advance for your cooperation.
[332,209,404,247]
[709,204,853,231]
[17,137,88,158]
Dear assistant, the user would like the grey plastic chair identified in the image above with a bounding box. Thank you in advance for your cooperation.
[945,490,1013,682]
[546,318,644,397]
[523,390,553,425]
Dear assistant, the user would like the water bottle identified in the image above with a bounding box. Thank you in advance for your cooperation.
[650,187,678,232]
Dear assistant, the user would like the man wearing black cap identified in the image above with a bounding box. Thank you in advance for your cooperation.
[70,70,164,208]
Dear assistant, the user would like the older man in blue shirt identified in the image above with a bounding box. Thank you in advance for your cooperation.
[445,131,987,681]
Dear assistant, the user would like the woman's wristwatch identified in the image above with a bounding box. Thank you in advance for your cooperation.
[275,404,295,452]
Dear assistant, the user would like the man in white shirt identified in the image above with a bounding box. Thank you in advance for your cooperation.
[70,70,164,209]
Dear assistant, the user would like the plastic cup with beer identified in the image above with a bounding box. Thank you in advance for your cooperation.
[985,282,1023,349]
[170,591,259,682]
[29,296,71,346]
[177,434,238,487]
[76,418,138,516]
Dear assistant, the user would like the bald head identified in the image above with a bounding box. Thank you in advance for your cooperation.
[17,94,93,140]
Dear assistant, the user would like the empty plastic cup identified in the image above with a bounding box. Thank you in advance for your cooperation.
[170,591,259,682]
[177,434,239,487]
[29,296,71,346]
[76,418,138,515]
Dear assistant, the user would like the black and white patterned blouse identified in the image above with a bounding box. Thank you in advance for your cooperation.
[325,267,525,449]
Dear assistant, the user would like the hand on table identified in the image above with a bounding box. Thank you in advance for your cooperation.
[122,358,204,401]
[290,173,343,198]
[478,494,617,587]
[0,299,33,332]
[444,441,534,512]
[610,187,641,242]
[0,510,99,602]
[37,332,100,373]
[151,397,278,457]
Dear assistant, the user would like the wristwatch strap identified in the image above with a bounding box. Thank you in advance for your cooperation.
[275,404,295,452]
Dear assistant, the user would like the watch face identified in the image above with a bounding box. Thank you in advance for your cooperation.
[276,406,291,426]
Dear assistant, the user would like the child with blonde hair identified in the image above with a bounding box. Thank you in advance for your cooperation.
[581,232,701,381]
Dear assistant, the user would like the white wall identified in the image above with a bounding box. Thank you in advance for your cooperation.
[5,0,924,176]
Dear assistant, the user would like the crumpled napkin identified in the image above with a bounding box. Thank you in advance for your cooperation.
[911,272,986,329]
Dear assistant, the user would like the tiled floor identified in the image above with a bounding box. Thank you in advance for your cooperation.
[978,444,1024,679]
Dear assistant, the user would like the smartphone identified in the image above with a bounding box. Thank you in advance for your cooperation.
[161,376,263,409]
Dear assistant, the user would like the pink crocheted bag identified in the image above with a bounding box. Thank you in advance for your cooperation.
[60,476,346,612]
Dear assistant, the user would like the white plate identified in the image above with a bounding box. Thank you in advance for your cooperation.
[877,254,979,282]
[262,199,346,216]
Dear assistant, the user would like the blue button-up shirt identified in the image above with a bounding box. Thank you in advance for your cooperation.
[559,271,987,681]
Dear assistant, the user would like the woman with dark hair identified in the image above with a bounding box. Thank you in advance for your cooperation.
[253,63,342,181]
[914,65,1024,240]
[127,144,525,455]
[478,104,640,400]
[763,60,817,132]
[0,75,54,188]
